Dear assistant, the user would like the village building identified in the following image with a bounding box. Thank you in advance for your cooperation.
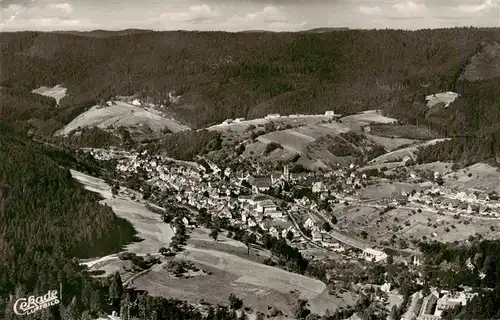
[418,291,440,320]
[361,248,388,262]
[265,113,281,119]
[312,181,327,193]
[249,176,272,192]
[389,192,408,206]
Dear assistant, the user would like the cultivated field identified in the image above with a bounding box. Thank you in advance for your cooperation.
[31,85,67,105]
[57,101,190,135]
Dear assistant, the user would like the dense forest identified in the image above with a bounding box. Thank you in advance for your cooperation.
[0,126,141,318]
[2,28,500,162]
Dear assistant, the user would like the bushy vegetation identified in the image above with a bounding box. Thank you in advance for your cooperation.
[264,141,283,155]
[262,233,309,273]
[145,130,222,161]
[120,289,248,320]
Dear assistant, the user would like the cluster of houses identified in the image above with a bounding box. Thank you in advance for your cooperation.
[408,186,500,218]
[219,111,341,127]
[414,289,477,320]
[110,152,391,260]
[114,153,301,239]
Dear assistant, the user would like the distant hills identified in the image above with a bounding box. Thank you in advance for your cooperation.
[1,28,500,161]
[304,27,350,33]
[238,27,349,33]
[51,28,155,38]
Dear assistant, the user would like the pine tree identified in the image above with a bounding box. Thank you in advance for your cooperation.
[109,272,123,310]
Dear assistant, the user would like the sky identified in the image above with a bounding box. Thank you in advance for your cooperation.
[0,0,499,32]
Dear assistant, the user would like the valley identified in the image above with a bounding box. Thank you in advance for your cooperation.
[1,26,500,320]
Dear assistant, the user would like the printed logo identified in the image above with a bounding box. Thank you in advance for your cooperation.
[13,290,60,316]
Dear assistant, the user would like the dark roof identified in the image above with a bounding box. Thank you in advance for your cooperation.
[271,172,283,179]
[250,176,272,188]
[254,195,269,201]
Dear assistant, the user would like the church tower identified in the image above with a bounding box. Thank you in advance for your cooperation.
[283,165,289,182]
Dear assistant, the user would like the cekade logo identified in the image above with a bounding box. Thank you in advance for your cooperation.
[13,290,60,316]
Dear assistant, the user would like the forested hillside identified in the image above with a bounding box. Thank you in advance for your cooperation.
[0,126,138,319]
[0,28,499,129]
[2,28,500,163]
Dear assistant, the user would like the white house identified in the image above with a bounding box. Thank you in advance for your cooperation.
[265,113,280,119]
[256,200,277,214]
[361,248,388,262]
[269,227,280,238]
[312,181,327,193]
[312,230,322,242]
[433,291,477,318]
[380,283,391,293]
[304,217,316,229]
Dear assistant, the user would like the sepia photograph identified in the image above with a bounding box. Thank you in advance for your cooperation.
[1,0,500,319]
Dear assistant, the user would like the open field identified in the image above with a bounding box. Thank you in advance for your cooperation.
[340,110,397,131]
[188,227,273,262]
[31,85,67,105]
[294,123,350,138]
[443,163,500,194]
[358,181,430,201]
[242,140,296,161]
[71,170,175,255]
[413,161,455,176]
[368,138,450,164]
[358,161,404,172]
[367,124,439,141]
[364,134,416,152]
[207,114,334,134]
[134,243,355,317]
[133,227,355,317]
[57,101,190,135]
[425,91,459,108]
[258,130,314,154]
